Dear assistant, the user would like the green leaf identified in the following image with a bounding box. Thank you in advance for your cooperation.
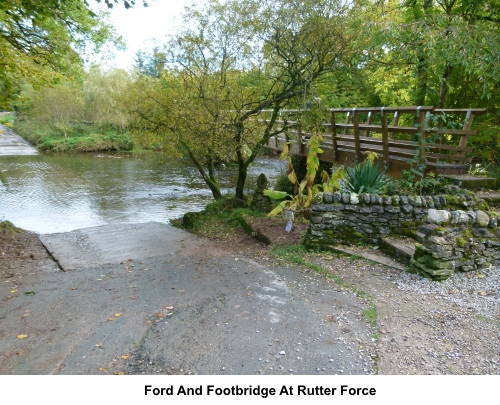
[264,190,289,200]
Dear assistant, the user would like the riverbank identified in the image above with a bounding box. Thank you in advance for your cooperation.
[13,119,135,153]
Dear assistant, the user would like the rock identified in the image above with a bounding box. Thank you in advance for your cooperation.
[256,173,268,190]
[450,210,470,225]
[427,209,450,225]
[475,210,490,227]
[323,192,333,203]
[350,193,359,204]
[418,224,438,236]
[400,204,413,214]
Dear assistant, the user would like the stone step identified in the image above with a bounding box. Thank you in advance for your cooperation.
[379,237,416,266]
[476,192,500,207]
[442,174,498,190]
[327,245,407,271]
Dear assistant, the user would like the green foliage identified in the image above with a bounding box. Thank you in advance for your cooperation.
[0,0,127,109]
[264,131,324,215]
[14,68,134,152]
[342,158,391,194]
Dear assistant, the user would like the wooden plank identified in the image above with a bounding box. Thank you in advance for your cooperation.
[364,111,373,137]
[352,109,361,161]
[381,108,390,167]
[391,111,400,140]
[343,111,352,136]
[331,106,434,113]
[434,108,487,114]
[335,123,421,134]
[426,144,474,153]
[458,109,473,158]
[428,128,477,136]
[330,110,338,157]
[426,152,472,163]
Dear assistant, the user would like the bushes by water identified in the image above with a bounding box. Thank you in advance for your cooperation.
[15,120,134,152]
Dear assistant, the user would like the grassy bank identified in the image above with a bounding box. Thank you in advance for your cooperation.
[14,119,134,152]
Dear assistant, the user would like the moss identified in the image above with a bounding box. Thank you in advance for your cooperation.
[445,195,461,206]
[477,200,490,211]
[462,229,473,239]
[456,237,466,248]
[353,231,364,238]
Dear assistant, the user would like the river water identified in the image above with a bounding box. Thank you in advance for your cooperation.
[0,152,285,234]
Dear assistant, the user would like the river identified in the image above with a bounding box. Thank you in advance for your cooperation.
[0,152,285,234]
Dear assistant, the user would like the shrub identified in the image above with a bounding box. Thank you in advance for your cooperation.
[342,159,391,194]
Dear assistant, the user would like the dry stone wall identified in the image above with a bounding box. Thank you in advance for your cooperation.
[305,191,500,280]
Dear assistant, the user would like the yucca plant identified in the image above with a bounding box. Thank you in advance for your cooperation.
[342,156,391,194]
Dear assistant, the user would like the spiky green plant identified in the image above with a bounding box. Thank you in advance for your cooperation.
[342,159,391,194]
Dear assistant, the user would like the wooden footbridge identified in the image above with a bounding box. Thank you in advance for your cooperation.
[261,106,486,177]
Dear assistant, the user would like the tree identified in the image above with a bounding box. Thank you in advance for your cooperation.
[133,47,166,78]
[364,0,500,108]
[130,0,353,200]
[0,0,142,108]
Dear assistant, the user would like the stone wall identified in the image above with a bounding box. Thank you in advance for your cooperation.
[305,191,499,280]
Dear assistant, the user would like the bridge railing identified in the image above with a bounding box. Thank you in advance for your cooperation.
[260,106,487,175]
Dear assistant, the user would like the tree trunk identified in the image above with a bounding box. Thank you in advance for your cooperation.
[182,142,222,200]
[234,107,281,200]
[414,54,428,106]
[438,63,453,108]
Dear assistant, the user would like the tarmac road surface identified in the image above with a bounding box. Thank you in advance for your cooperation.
[0,222,376,374]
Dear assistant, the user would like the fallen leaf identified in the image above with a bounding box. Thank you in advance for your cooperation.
[24,291,36,296]
[146,320,153,325]
[17,334,28,339]
[165,306,174,310]
[99,368,107,372]
[178,290,185,293]
[107,317,116,322]
[478,291,487,296]
[166,312,173,317]
[121,355,130,360]
[129,286,137,289]
[114,371,126,375]
[70,287,77,290]
[156,312,163,318]
[114,313,122,317]
[95,344,102,347]
[10,290,17,293]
